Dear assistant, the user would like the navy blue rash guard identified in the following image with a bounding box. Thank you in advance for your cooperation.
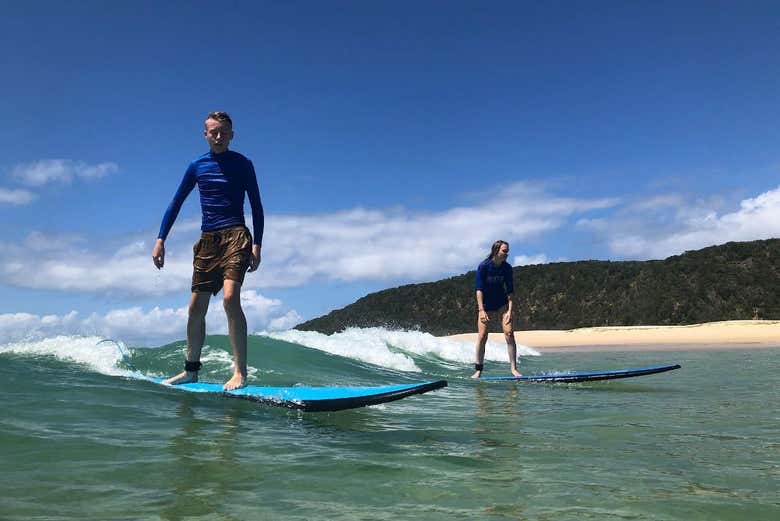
[158,150,264,246]
[475,258,514,311]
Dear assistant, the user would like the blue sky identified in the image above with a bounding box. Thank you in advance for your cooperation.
[2,1,780,344]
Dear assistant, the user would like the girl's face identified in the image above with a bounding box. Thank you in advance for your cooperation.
[495,243,509,262]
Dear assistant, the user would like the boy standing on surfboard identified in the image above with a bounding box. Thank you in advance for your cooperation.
[152,111,264,391]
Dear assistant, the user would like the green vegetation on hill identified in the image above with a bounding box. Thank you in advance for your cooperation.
[295,239,780,336]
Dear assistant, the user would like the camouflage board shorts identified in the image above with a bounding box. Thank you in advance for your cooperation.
[191,225,252,295]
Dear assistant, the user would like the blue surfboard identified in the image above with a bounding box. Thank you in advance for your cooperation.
[477,364,681,383]
[98,339,447,412]
[136,375,448,412]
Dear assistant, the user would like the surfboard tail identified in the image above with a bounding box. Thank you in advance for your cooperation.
[270,380,449,412]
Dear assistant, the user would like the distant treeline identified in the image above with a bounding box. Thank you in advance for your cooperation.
[295,239,780,336]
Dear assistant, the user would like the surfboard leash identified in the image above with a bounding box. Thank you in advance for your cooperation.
[96,338,139,373]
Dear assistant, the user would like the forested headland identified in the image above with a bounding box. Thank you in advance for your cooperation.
[295,239,780,336]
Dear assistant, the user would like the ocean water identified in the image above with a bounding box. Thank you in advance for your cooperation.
[0,329,777,521]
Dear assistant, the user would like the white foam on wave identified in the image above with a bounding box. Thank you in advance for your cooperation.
[264,328,421,372]
[0,336,260,380]
[261,327,540,372]
[0,335,132,377]
[196,347,260,379]
[364,327,540,362]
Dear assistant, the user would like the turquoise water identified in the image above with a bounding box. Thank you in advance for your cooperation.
[1,331,778,520]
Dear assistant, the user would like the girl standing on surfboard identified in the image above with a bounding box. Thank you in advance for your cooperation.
[471,240,521,379]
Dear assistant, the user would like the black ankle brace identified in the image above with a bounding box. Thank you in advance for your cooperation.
[185,360,202,372]
[474,363,484,371]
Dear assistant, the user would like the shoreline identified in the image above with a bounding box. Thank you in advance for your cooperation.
[445,320,780,352]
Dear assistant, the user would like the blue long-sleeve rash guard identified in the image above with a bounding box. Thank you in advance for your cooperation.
[158,150,264,246]
[475,258,514,311]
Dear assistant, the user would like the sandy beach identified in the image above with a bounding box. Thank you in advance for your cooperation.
[446,320,780,352]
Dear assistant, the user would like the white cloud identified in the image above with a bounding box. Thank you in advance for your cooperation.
[0,231,192,295]
[0,182,617,295]
[575,217,608,232]
[0,290,301,346]
[513,254,549,266]
[10,159,118,186]
[604,186,780,259]
[628,194,686,212]
[23,231,85,251]
[251,182,617,288]
[2,182,779,296]
[0,187,37,205]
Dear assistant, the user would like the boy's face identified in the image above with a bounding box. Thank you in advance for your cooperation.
[204,118,233,154]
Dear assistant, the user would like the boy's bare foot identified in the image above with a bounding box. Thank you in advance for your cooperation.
[470,370,482,379]
[223,373,247,391]
[511,368,522,377]
[163,371,198,385]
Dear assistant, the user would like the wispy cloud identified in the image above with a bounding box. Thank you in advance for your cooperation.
[254,182,617,287]
[0,232,192,295]
[10,159,118,186]
[0,291,301,346]
[0,187,37,205]
[0,182,616,295]
[513,254,550,266]
[602,186,780,259]
[6,182,779,298]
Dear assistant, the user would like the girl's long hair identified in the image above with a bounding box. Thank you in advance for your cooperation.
[486,240,508,260]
